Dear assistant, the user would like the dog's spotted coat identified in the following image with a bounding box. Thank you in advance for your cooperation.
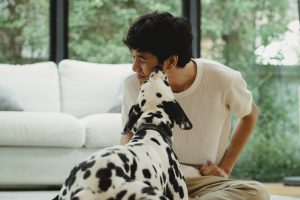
[53,66,192,200]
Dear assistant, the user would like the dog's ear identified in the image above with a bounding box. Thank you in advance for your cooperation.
[122,104,142,134]
[162,100,193,130]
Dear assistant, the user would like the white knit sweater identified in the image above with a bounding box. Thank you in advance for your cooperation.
[121,58,252,166]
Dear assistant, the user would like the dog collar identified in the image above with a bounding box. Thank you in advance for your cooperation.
[136,124,172,146]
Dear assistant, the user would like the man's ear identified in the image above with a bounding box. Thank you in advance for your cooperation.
[162,100,193,130]
[122,104,142,134]
[164,55,178,70]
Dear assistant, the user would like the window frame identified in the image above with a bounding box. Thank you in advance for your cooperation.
[50,0,68,63]
[49,0,201,63]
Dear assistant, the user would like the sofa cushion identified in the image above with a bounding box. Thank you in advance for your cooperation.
[58,59,132,118]
[0,112,85,147]
[0,62,60,112]
[80,113,122,148]
[0,83,24,111]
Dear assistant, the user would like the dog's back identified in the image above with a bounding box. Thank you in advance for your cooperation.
[55,66,192,200]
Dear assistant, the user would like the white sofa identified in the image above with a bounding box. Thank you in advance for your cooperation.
[0,59,132,188]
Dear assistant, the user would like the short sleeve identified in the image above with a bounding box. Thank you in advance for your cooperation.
[225,71,253,118]
[121,75,140,127]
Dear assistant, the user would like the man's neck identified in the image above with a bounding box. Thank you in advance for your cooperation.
[168,60,197,93]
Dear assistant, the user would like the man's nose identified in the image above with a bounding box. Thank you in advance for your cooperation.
[132,58,141,72]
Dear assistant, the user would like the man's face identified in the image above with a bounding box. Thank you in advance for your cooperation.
[131,49,161,85]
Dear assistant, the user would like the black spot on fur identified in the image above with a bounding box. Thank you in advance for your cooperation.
[160,196,168,200]
[152,165,158,174]
[96,168,112,191]
[141,187,156,195]
[131,143,143,146]
[168,168,179,193]
[130,139,138,143]
[116,190,127,199]
[71,188,83,199]
[156,92,162,98]
[80,160,96,171]
[162,172,166,183]
[64,168,78,189]
[144,112,163,123]
[135,129,147,138]
[118,153,130,172]
[64,159,96,189]
[128,194,136,200]
[179,186,185,198]
[83,170,91,179]
[107,162,115,169]
[173,162,180,177]
[165,185,173,200]
[144,181,151,186]
[115,166,123,176]
[166,147,175,166]
[130,158,137,179]
[128,149,137,157]
[142,169,151,179]
[141,99,146,107]
[150,138,160,145]
[101,152,111,157]
[164,80,169,86]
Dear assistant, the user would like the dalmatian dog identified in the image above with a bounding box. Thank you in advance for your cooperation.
[53,66,192,200]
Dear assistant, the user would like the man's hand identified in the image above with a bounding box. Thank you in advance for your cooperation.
[199,161,230,178]
[120,132,133,145]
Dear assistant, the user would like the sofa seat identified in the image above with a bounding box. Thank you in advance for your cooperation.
[0,112,85,147]
[0,147,98,186]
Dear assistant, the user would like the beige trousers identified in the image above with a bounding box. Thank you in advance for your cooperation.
[186,176,270,200]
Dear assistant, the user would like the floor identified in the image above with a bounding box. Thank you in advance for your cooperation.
[264,183,300,198]
[0,183,299,200]
[0,191,58,200]
[0,192,299,200]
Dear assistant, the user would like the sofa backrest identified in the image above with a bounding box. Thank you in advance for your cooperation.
[0,62,60,112]
[58,59,132,118]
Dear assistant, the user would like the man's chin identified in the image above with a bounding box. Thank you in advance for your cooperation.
[137,77,147,85]
[138,79,145,85]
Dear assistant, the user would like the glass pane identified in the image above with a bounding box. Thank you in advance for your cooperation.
[201,0,300,182]
[69,0,181,63]
[0,0,49,64]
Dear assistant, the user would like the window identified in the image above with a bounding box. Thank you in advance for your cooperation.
[201,0,300,181]
[68,0,182,64]
[0,0,49,64]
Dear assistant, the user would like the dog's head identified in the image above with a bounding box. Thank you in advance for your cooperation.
[123,66,192,136]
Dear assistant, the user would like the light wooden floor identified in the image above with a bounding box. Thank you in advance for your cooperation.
[264,183,300,197]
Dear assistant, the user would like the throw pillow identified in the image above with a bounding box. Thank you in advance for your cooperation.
[0,83,24,111]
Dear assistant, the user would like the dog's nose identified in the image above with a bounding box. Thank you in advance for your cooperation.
[153,65,163,73]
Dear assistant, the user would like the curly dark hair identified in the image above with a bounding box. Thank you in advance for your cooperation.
[123,11,193,68]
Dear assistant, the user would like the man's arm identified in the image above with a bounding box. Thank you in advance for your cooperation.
[200,102,259,177]
[120,132,133,145]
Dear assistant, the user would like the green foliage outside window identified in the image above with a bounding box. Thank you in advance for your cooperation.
[200,0,300,182]
[0,0,48,64]
[68,0,181,63]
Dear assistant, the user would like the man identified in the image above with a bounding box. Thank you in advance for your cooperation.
[121,11,269,200]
